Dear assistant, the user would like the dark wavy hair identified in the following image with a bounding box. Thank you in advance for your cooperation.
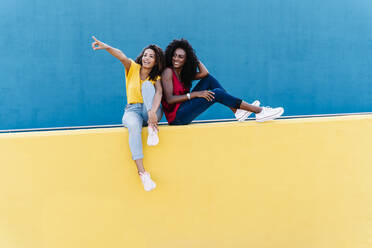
[135,44,165,81]
[165,39,198,89]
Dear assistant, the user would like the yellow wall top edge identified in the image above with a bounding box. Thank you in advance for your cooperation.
[1,114,371,138]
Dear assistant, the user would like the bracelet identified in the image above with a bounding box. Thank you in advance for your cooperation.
[186,93,191,100]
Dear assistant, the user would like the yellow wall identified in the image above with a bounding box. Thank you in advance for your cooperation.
[1,115,372,248]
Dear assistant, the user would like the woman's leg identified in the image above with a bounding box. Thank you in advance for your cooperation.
[122,106,146,173]
[192,74,227,92]
[172,87,242,125]
[239,101,262,112]
[122,105,157,192]
[193,75,261,113]
[141,81,162,146]
[171,97,214,125]
[141,81,163,121]
[172,75,235,124]
[194,75,283,121]
[172,75,264,125]
[142,81,155,114]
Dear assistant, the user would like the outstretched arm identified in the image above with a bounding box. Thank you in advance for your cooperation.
[162,68,214,104]
[91,36,131,70]
[194,61,209,79]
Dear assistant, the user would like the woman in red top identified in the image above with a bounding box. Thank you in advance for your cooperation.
[161,39,284,125]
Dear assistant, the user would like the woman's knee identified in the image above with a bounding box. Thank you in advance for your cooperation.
[203,74,219,84]
[141,81,155,111]
[210,88,224,99]
[201,73,213,80]
[123,117,142,132]
[141,81,155,94]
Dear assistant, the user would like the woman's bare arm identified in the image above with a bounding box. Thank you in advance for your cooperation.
[91,36,131,70]
[194,61,209,80]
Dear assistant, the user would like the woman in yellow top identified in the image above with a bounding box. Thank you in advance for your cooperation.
[92,36,164,192]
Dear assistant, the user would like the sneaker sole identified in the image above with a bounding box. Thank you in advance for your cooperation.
[256,108,284,122]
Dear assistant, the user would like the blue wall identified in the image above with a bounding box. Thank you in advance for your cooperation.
[1,0,372,130]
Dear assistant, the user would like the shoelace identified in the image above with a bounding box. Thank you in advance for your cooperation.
[263,106,273,112]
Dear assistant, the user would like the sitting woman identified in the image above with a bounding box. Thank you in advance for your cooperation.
[92,36,164,192]
[161,39,284,125]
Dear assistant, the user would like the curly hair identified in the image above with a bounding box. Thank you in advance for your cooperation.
[165,39,198,89]
[135,44,165,81]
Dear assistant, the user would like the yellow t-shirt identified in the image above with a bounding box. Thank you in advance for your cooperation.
[125,60,159,104]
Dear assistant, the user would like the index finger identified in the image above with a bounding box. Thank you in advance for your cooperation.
[208,91,215,95]
[92,36,98,42]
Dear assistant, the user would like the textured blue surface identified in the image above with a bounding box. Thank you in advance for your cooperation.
[1,0,372,129]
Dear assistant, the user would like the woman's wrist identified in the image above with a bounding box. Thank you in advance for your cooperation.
[148,110,157,122]
[148,109,155,115]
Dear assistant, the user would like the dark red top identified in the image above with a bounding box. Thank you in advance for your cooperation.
[162,70,190,124]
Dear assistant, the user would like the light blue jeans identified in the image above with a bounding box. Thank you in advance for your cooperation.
[122,81,163,160]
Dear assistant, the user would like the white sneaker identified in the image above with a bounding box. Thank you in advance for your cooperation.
[139,172,156,191]
[235,100,260,122]
[147,126,159,146]
[255,106,284,122]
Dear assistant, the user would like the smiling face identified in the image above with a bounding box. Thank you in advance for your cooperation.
[172,48,186,69]
[141,48,156,69]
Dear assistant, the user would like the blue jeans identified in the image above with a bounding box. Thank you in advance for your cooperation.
[171,74,242,125]
[122,81,163,160]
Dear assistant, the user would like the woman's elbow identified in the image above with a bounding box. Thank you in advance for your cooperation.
[198,71,209,79]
